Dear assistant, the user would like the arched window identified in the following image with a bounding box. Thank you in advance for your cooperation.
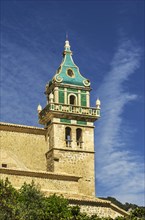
[65,127,72,147]
[68,93,77,106]
[76,128,83,148]
[70,95,76,105]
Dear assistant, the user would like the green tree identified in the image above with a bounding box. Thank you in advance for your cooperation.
[0,178,19,220]
[130,207,145,219]
[115,216,126,220]
[1,178,144,220]
[43,194,72,220]
[17,181,45,220]
[70,205,91,219]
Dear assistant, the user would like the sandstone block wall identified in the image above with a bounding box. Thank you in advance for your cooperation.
[49,123,94,151]
[0,169,80,195]
[58,149,94,196]
[79,205,123,218]
[69,201,126,219]
[0,123,128,218]
[45,122,95,196]
[0,124,48,171]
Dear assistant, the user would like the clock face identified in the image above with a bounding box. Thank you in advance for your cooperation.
[67,69,74,78]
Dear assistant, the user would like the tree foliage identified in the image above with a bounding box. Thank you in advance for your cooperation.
[0,178,144,220]
[130,207,145,220]
[0,178,19,220]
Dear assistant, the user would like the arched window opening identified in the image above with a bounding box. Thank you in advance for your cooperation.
[65,127,72,147]
[70,95,76,105]
[76,128,83,148]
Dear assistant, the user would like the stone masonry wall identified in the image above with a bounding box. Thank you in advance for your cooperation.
[79,205,123,218]
[69,202,125,219]
[0,127,48,171]
[51,123,94,151]
[45,122,95,196]
[0,170,79,195]
[54,150,95,196]
[1,169,127,218]
[0,123,128,218]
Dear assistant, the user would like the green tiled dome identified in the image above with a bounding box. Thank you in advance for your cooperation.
[52,40,90,87]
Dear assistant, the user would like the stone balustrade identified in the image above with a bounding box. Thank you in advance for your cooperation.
[39,103,100,119]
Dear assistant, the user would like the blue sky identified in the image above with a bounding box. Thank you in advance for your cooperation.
[0,0,144,206]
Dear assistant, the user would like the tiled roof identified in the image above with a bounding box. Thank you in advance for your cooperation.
[0,122,44,130]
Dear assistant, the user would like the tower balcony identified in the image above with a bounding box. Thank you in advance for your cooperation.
[39,103,100,124]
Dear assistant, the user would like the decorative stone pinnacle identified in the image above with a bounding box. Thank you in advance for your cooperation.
[49,93,54,103]
[65,40,70,49]
[37,104,42,113]
[96,99,101,109]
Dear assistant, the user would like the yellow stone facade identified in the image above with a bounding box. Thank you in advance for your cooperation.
[0,122,128,218]
[45,121,95,196]
[0,123,47,171]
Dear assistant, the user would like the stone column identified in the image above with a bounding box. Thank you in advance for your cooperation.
[71,126,76,149]
[78,90,81,106]
[64,88,67,104]
[54,87,59,103]
[46,95,49,104]
[86,91,90,107]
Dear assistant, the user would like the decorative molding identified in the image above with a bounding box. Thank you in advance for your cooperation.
[0,122,46,135]
[0,168,81,182]
[46,148,95,154]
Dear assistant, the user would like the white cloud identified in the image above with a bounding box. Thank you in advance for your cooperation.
[95,39,144,206]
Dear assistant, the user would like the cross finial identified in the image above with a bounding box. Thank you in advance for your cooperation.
[64,32,71,51]
[66,32,68,40]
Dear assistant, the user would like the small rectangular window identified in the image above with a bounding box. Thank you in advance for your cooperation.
[2,163,7,168]
[54,158,59,162]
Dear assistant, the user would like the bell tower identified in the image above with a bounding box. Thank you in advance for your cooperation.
[38,40,101,196]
